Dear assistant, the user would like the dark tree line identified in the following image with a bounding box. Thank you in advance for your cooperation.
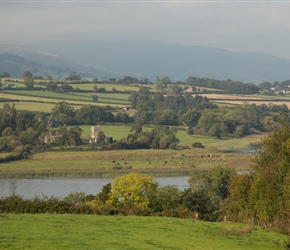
[128,90,287,138]
[0,104,48,161]
[186,76,260,94]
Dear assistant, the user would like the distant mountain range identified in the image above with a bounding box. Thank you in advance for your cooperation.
[1,41,290,83]
[0,45,117,80]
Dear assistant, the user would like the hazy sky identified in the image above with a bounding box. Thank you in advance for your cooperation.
[1,0,290,59]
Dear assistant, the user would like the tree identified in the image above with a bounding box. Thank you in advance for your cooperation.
[67,126,83,146]
[153,109,178,126]
[0,103,17,135]
[47,75,54,81]
[1,72,10,78]
[96,183,112,203]
[16,111,36,133]
[96,131,106,145]
[171,85,183,94]
[149,185,182,212]
[23,71,33,78]
[140,78,149,84]
[226,111,290,233]
[51,102,75,125]
[108,173,158,208]
[19,127,40,145]
[93,85,98,92]
[57,84,73,92]
[181,109,201,135]
[23,77,34,89]
[184,167,234,221]
[75,105,114,125]
[120,76,138,83]
[65,71,81,81]
[258,82,272,90]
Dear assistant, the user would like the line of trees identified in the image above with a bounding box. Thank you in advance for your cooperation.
[129,90,287,138]
[186,76,260,94]
[226,111,290,234]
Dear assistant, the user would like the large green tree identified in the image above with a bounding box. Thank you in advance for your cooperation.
[108,173,158,208]
[181,109,201,135]
[184,167,234,221]
[23,77,34,89]
[0,103,17,135]
[226,111,290,233]
[51,102,75,125]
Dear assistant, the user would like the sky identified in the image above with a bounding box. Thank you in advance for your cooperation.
[1,0,290,59]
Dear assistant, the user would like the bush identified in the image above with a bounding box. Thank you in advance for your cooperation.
[192,142,205,148]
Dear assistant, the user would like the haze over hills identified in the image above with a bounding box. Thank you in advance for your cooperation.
[1,41,290,83]
[0,45,118,80]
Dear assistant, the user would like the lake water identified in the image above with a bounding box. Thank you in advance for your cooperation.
[0,176,190,199]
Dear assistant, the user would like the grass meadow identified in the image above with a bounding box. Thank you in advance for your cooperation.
[0,124,262,178]
[80,124,263,149]
[68,82,140,92]
[0,92,124,108]
[0,214,287,250]
[0,148,255,178]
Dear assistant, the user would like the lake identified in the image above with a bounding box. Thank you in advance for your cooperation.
[0,176,190,199]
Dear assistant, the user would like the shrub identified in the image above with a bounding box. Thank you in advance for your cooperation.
[192,142,205,148]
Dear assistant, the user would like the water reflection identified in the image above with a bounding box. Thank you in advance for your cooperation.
[0,176,190,199]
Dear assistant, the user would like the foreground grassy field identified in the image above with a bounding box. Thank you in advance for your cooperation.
[0,214,287,250]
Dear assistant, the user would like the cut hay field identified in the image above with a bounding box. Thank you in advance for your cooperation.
[0,214,287,250]
[200,93,290,108]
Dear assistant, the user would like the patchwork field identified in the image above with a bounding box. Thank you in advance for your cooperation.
[200,93,290,108]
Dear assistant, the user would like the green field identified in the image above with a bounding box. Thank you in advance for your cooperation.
[0,92,124,108]
[68,82,140,92]
[0,214,287,250]
[79,124,263,149]
[2,89,130,105]
[0,125,261,178]
[12,102,69,112]
[0,148,255,178]
[3,90,129,105]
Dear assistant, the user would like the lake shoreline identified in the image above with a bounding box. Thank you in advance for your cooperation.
[0,168,201,179]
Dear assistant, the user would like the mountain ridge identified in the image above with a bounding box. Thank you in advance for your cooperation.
[1,41,290,83]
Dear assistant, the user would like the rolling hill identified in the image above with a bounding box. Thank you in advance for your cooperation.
[1,41,290,83]
[0,45,118,80]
